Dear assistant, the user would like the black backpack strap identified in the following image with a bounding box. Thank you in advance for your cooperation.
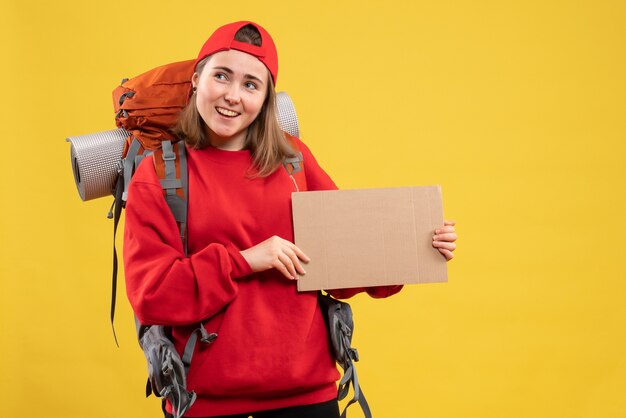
[110,173,124,347]
[110,136,143,346]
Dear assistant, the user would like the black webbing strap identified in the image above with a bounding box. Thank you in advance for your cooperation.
[110,137,143,346]
[110,173,124,347]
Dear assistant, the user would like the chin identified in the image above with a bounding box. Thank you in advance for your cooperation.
[208,126,246,145]
[214,130,240,140]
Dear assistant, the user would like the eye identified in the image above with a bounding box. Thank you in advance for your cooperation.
[244,81,257,90]
[214,73,227,81]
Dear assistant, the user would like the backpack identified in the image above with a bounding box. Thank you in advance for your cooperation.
[109,59,304,342]
[67,60,369,418]
[318,293,372,418]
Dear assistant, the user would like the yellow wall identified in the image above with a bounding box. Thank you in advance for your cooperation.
[1,0,625,417]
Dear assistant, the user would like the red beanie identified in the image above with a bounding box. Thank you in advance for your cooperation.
[194,21,278,85]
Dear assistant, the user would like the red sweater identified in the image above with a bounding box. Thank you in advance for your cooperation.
[123,138,402,417]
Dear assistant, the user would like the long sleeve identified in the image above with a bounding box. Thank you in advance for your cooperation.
[123,156,252,326]
[123,145,345,416]
[295,139,404,300]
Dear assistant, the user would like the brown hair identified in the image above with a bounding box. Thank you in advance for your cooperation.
[172,24,294,177]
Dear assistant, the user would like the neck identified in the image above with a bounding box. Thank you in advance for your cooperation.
[207,129,247,151]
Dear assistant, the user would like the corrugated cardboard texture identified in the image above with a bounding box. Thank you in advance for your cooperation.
[293,186,448,291]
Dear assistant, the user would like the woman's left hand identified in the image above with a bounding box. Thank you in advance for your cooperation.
[432,220,457,261]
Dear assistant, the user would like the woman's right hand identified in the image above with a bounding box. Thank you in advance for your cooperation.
[240,236,310,281]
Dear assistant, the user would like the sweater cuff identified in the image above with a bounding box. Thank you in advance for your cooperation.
[226,242,253,279]
[366,285,404,298]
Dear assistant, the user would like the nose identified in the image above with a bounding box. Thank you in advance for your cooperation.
[224,84,241,105]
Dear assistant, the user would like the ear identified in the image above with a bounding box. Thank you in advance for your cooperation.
[191,72,199,88]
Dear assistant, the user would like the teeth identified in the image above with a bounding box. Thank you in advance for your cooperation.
[216,107,239,117]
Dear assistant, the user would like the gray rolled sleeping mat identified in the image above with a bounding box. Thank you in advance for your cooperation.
[66,128,129,201]
[66,91,300,202]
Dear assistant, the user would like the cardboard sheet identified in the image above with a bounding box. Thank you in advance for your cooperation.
[292,186,448,291]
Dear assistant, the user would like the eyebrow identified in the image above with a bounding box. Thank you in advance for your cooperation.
[212,66,265,85]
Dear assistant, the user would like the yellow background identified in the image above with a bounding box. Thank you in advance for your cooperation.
[1,0,624,417]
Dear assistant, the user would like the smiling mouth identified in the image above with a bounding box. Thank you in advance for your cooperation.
[216,107,240,118]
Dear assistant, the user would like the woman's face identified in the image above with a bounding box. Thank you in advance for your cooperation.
[192,50,269,151]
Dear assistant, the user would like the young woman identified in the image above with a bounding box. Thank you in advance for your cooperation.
[123,21,457,418]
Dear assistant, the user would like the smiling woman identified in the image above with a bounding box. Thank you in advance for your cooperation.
[122,20,456,418]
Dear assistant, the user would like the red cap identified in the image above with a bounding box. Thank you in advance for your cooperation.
[194,21,278,85]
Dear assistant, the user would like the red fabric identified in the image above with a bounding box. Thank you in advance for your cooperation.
[123,138,402,417]
[194,21,279,85]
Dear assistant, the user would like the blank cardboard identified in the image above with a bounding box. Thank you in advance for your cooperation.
[292,186,448,291]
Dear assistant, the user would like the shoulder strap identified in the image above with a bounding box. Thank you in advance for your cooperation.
[153,140,189,255]
[282,134,307,191]
[152,141,217,370]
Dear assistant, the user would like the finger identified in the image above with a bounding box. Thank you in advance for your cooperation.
[288,243,311,263]
[432,241,456,251]
[277,252,298,279]
[274,236,310,263]
[283,247,307,275]
[273,255,297,280]
[438,248,454,261]
[435,225,456,234]
[444,220,456,226]
[432,232,458,242]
